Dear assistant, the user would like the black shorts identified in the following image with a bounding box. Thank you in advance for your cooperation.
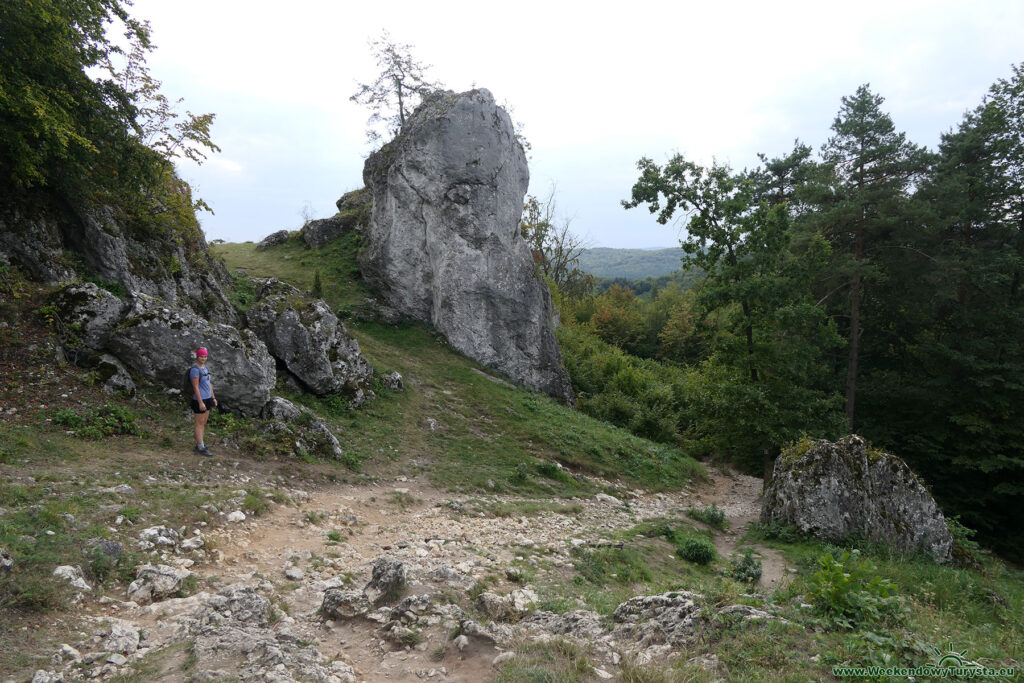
[191,399,211,414]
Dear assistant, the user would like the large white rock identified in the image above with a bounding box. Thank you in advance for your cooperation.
[360,89,573,401]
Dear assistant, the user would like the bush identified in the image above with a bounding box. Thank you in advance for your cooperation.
[676,536,717,565]
[807,549,905,629]
[51,404,143,439]
[728,549,763,584]
[686,503,727,530]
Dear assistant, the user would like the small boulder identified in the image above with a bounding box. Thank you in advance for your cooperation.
[381,371,404,391]
[95,354,136,397]
[321,589,372,619]
[364,557,406,605]
[52,565,91,593]
[138,525,180,550]
[0,547,12,577]
[256,230,291,251]
[102,620,140,654]
[761,435,954,562]
[262,396,302,422]
[127,564,191,604]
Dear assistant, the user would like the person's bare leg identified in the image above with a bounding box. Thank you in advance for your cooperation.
[194,411,209,446]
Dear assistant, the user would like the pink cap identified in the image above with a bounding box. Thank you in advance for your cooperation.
[196,348,208,357]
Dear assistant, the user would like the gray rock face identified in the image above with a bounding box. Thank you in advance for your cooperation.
[107,295,275,416]
[256,229,290,251]
[761,435,954,562]
[127,564,192,604]
[48,283,126,358]
[300,188,370,249]
[246,279,374,401]
[364,557,406,605]
[360,89,573,401]
[261,396,303,422]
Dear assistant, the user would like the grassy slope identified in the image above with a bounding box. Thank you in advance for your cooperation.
[213,237,704,495]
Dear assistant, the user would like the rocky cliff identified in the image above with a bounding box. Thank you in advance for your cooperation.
[359,89,573,402]
[0,193,237,326]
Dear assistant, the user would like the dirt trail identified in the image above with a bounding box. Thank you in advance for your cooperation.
[110,463,791,682]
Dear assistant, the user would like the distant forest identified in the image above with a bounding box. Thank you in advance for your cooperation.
[578,247,686,279]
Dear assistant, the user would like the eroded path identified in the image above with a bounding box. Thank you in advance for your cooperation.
[57,466,790,682]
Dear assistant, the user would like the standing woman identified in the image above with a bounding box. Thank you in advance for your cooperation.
[189,348,218,457]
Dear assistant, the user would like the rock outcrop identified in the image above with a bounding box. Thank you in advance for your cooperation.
[360,89,573,401]
[1,201,237,325]
[246,279,374,401]
[761,435,954,562]
[107,295,276,417]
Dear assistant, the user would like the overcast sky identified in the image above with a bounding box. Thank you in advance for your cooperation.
[133,0,1023,249]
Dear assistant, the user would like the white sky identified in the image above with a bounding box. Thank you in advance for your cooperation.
[133,0,1024,248]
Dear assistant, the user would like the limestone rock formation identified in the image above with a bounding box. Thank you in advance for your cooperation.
[364,557,406,605]
[360,89,573,401]
[1,203,237,325]
[246,279,374,401]
[107,295,275,416]
[48,283,126,358]
[761,435,954,562]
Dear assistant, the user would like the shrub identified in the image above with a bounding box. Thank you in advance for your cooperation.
[686,503,727,530]
[807,549,905,629]
[728,549,763,584]
[676,536,717,565]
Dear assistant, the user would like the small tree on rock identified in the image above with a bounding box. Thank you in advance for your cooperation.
[350,31,442,143]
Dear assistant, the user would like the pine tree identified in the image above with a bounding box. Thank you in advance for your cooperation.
[804,85,929,430]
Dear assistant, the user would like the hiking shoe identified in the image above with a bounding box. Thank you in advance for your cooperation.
[195,445,212,457]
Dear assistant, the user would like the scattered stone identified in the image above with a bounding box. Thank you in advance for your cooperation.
[52,565,91,593]
[492,651,516,667]
[226,511,246,523]
[127,564,191,604]
[30,670,63,683]
[138,525,180,549]
[0,547,12,577]
[454,635,470,651]
[594,493,623,506]
[102,620,140,653]
[106,653,128,666]
[321,589,372,619]
[364,557,407,605]
[180,537,204,551]
[284,567,304,581]
[762,435,954,562]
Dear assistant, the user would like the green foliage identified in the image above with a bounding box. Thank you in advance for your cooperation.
[685,503,726,530]
[728,549,763,584]
[675,536,717,565]
[52,404,142,439]
[807,550,905,630]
